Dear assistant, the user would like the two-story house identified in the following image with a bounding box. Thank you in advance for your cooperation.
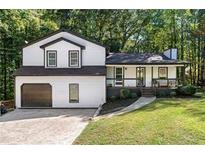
[14,29,188,108]
[14,29,106,108]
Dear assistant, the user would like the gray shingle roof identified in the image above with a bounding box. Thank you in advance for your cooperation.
[106,53,187,65]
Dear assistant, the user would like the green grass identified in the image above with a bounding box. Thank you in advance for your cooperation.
[74,97,205,144]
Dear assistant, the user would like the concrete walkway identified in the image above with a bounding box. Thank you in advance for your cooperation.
[94,97,156,120]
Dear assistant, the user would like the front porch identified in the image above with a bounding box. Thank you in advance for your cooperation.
[106,65,185,88]
[106,65,185,97]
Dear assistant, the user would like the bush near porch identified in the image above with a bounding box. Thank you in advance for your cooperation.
[74,97,205,144]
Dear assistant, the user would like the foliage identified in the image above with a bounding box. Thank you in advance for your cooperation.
[170,91,177,97]
[110,95,117,101]
[177,85,197,95]
[0,104,7,114]
[0,9,205,100]
[120,88,131,99]
[157,90,167,97]
[130,92,138,99]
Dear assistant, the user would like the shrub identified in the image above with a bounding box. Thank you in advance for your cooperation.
[120,88,130,99]
[177,85,196,95]
[158,90,167,97]
[170,91,177,97]
[110,96,117,101]
[0,104,7,114]
[130,92,138,99]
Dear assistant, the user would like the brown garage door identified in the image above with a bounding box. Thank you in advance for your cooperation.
[21,84,52,107]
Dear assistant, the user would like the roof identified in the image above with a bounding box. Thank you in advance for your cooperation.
[23,29,106,48]
[14,66,106,76]
[40,37,86,49]
[106,53,188,65]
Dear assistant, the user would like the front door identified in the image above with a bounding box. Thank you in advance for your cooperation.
[136,67,146,86]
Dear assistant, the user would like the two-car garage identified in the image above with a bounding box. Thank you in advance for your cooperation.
[21,84,52,108]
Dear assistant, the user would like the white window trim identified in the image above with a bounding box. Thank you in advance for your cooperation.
[115,67,123,86]
[69,50,79,67]
[69,83,79,103]
[47,50,57,67]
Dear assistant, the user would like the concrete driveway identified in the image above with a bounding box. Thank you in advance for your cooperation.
[0,109,96,145]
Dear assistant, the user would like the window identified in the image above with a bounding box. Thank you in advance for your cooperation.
[158,67,168,79]
[69,84,79,103]
[115,67,123,86]
[69,50,79,67]
[47,51,57,67]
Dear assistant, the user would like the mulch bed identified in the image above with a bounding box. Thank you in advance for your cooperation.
[100,98,138,115]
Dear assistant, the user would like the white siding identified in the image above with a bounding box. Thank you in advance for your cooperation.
[168,66,176,78]
[153,67,158,78]
[106,65,177,87]
[106,66,114,86]
[145,67,152,87]
[124,67,136,87]
[15,76,106,108]
[44,40,81,68]
[23,31,106,66]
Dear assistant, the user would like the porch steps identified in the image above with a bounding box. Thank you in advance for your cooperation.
[141,88,156,97]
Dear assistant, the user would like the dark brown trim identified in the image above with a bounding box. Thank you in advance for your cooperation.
[106,62,188,65]
[68,50,79,67]
[23,29,107,48]
[69,83,79,103]
[40,37,85,49]
[46,50,57,67]
[14,66,106,76]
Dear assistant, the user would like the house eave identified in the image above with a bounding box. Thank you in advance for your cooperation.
[106,63,187,67]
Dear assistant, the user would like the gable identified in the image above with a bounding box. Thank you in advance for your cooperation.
[22,29,106,67]
[23,29,106,49]
[40,37,85,49]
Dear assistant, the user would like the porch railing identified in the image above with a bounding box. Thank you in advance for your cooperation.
[106,78,145,87]
[106,78,180,88]
[152,78,180,88]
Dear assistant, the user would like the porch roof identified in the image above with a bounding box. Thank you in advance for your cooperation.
[14,66,106,76]
[106,53,188,65]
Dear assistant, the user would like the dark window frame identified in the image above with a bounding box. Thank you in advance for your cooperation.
[69,50,79,67]
[158,67,168,79]
[69,83,79,103]
[47,50,57,67]
[115,67,123,86]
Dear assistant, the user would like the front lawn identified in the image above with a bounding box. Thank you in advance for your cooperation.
[74,97,205,144]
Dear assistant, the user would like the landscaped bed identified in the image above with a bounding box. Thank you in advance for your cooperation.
[74,96,205,144]
[100,98,138,115]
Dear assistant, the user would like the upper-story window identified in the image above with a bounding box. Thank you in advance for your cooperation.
[69,50,79,67]
[47,50,57,67]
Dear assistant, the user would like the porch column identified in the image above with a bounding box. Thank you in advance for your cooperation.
[145,66,152,87]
